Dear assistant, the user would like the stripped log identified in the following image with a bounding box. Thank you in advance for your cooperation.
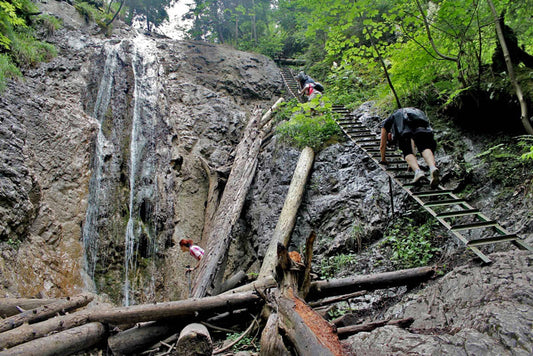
[0,298,60,318]
[215,270,248,295]
[258,145,315,280]
[307,266,435,301]
[193,98,284,298]
[175,323,212,356]
[0,309,94,349]
[259,313,290,356]
[336,317,414,338]
[87,291,261,325]
[0,322,106,356]
[0,293,94,333]
[308,290,367,308]
[107,321,181,356]
[220,275,277,295]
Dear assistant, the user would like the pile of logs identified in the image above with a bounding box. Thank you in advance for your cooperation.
[0,261,433,355]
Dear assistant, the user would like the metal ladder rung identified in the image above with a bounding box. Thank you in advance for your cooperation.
[436,209,480,218]
[467,234,518,247]
[451,220,498,231]
[425,199,466,207]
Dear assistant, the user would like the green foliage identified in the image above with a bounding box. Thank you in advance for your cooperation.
[383,218,439,268]
[0,0,57,90]
[0,54,20,90]
[36,14,63,36]
[319,253,357,279]
[275,95,343,151]
[475,137,533,186]
[226,331,259,352]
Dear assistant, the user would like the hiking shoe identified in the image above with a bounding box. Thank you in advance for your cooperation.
[412,170,425,184]
[430,168,440,189]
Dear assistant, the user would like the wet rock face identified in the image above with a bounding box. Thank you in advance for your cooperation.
[0,1,282,302]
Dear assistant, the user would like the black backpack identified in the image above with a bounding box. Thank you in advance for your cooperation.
[402,108,430,129]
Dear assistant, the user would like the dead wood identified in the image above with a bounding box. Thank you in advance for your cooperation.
[87,291,261,325]
[220,275,276,295]
[258,146,315,280]
[214,270,248,295]
[175,323,212,356]
[308,290,367,308]
[0,298,60,318]
[107,321,181,355]
[307,266,435,300]
[193,98,284,298]
[299,231,316,298]
[0,293,94,333]
[0,309,96,349]
[336,317,414,338]
[0,322,106,356]
[259,313,290,356]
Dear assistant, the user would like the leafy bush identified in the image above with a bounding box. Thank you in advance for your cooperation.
[0,54,21,90]
[319,253,357,279]
[10,30,57,67]
[383,218,439,268]
[275,95,343,151]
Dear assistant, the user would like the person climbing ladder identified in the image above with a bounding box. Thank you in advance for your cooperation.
[379,107,440,189]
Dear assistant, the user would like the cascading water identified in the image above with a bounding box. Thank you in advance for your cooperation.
[82,42,120,290]
[123,35,161,306]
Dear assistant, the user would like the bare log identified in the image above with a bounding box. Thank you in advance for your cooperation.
[307,266,435,301]
[0,309,95,349]
[259,313,290,356]
[0,322,106,356]
[308,290,367,308]
[87,291,261,325]
[174,323,212,356]
[193,98,284,298]
[220,276,276,296]
[336,317,414,338]
[0,298,60,318]
[277,289,344,356]
[108,321,181,356]
[214,270,248,295]
[0,293,94,333]
[258,146,315,280]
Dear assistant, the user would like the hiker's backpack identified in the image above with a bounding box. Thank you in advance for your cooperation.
[313,82,324,93]
[402,107,430,129]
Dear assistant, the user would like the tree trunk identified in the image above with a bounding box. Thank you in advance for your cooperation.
[107,321,181,356]
[259,313,290,356]
[192,98,284,298]
[307,266,435,300]
[0,298,60,318]
[0,309,95,349]
[87,291,261,325]
[220,275,277,295]
[0,294,94,333]
[487,0,533,134]
[258,146,315,280]
[214,270,248,295]
[0,322,106,356]
[174,323,212,356]
[336,317,414,338]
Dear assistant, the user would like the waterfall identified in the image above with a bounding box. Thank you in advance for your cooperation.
[123,35,160,306]
[82,42,120,289]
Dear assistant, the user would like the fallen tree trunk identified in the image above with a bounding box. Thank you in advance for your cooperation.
[193,98,284,298]
[175,323,212,356]
[214,270,248,295]
[258,146,315,280]
[0,309,94,349]
[107,321,181,356]
[0,322,106,356]
[307,266,435,301]
[87,291,261,325]
[0,293,94,333]
[259,313,290,356]
[221,275,277,295]
[336,317,414,338]
[0,298,60,318]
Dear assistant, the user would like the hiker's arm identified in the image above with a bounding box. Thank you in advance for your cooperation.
[380,127,388,163]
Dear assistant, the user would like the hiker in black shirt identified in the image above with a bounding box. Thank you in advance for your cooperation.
[379,108,440,188]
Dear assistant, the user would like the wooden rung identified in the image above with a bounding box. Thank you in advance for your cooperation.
[412,189,454,197]
[436,209,480,218]
[425,199,466,207]
[467,234,518,246]
[451,221,498,231]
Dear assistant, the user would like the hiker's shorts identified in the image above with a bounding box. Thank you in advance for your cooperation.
[398,132,436,157]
